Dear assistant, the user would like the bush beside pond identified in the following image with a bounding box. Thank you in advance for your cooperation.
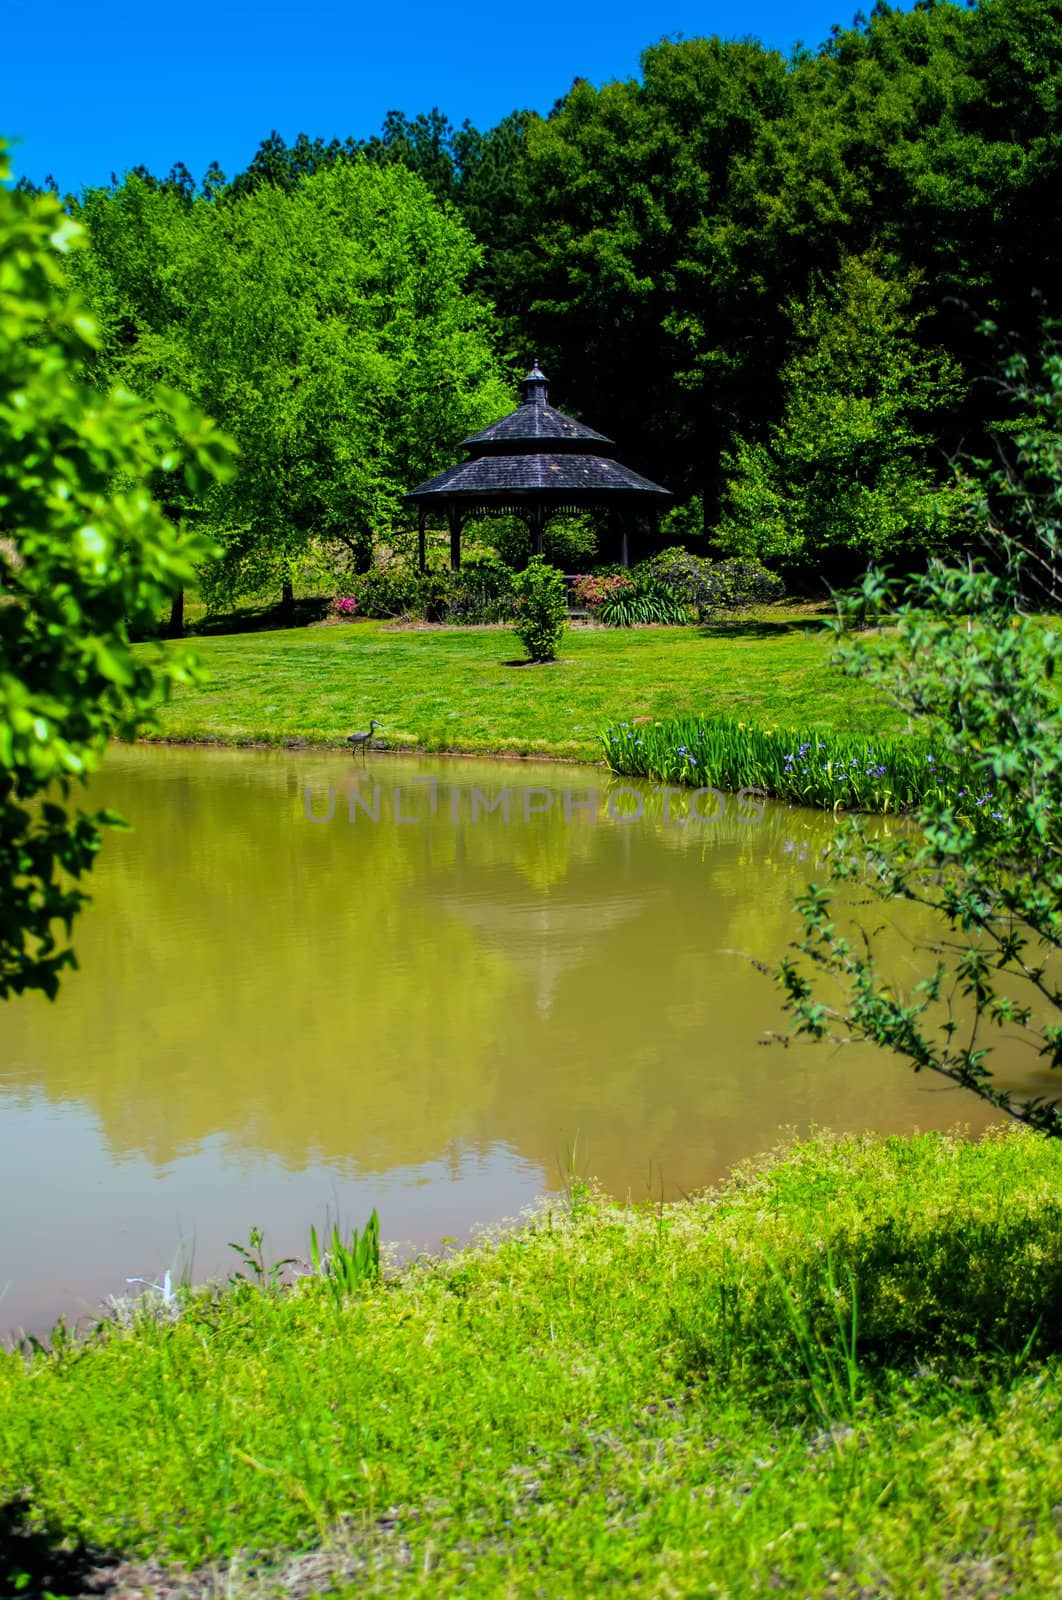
[512,556,568,661]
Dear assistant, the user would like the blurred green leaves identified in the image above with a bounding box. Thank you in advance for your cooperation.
[0,143,236,998]
[779,351,1062,1133]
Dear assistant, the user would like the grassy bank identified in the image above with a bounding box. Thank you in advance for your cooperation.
[143,614,900,762]
[3,1131,1060,1598]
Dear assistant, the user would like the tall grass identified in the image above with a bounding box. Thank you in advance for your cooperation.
[1,1133,1060,1597]
[602,712,993,813]
[309,1210,381,1304]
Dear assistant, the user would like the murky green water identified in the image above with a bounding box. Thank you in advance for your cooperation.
[1,746,1048,1336]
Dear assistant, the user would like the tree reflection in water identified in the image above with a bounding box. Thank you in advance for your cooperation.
[2,745,1044,1332]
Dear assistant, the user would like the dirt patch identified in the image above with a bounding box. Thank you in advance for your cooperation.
[5,1515,413,1600]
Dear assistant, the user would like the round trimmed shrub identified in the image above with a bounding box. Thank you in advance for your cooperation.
[512,557,567,661]
[703,556,785,611]
[639,548,784,620]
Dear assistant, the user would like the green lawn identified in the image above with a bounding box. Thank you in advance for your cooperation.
[148,615,900,761]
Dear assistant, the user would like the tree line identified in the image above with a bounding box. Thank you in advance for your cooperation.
[24,0,1062,606]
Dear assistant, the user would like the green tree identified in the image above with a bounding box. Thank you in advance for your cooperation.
[78,162,509,612]
[227,130,359,198]
[361,109,460,204]
[473,4,1062,544]
[483,38,792,505]
[451,112,537,258]
[0,148,234,998]
[230,115,463,208]
[970,330,1062,607]
[72,175,210,634]
[717,257,965,575]
[778,350,1062,1135]
[58,1,1062,602]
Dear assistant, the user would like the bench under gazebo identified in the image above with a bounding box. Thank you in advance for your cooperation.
[403,364,672,570]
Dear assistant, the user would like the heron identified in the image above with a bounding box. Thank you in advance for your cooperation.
[346,719,383,760]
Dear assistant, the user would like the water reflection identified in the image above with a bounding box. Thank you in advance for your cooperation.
[1,746,1048,1335]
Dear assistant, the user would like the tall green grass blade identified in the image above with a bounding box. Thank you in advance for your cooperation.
[603,711,994,814]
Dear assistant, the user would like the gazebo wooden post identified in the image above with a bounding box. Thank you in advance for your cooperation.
[531,504,546,558]
[606,507,628,568]
[417,509,427,573]
[447,505,461,570]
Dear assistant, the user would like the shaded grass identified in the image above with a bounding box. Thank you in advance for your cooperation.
[144,615,900,762]
[2,1131,1060,1597]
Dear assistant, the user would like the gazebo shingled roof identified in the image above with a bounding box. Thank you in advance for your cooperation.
[403,364,672,569]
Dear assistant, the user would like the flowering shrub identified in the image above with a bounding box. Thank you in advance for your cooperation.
[344,562,515,623]
[571,572,634,609]
[702,557,785,611]
[635,549,716,613]
[349,567,449,620]
[330,595,359,618]
[571,570,690,623]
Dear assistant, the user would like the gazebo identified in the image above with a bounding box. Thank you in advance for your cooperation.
[403,364,672,571]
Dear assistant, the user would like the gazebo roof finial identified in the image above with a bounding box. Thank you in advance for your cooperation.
[522,361,549,406]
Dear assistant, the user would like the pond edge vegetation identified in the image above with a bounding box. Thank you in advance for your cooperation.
[2,1130,1061,1598]
[602,711,997,816]
[2,1132,1062,1593]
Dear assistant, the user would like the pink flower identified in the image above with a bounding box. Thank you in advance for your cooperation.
[571,573,633,608]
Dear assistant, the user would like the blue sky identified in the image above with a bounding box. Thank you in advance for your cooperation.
[8,0,866,194]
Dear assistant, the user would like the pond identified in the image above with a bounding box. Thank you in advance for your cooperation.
[1,745,1046,1337]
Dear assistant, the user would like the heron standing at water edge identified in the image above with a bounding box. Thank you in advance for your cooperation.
[346,720,383,759]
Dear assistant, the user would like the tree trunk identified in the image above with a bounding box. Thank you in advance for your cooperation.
[280,578,295,626]
[165,587,185,639]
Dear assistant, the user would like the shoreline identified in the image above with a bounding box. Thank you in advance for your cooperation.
[132,615,884,779]
[4,1131,1058,1598]
[133,733,607,766]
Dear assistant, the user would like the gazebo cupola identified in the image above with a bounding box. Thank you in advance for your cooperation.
[403,364,672,569]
